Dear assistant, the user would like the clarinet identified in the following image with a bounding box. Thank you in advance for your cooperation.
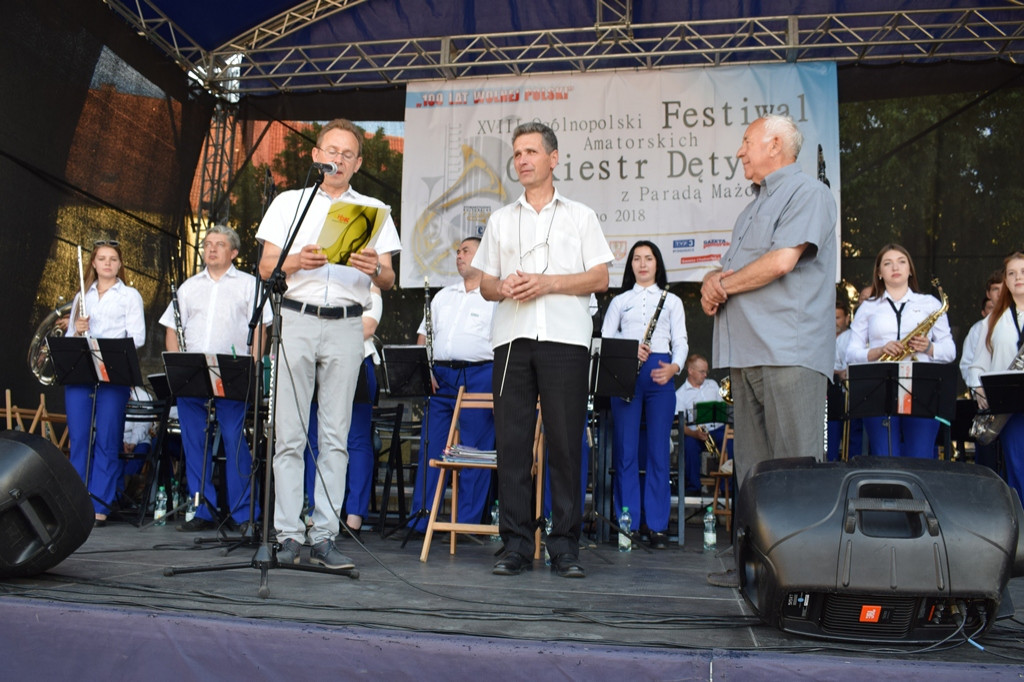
[170,280,186,351]
[423,277,434,369]
[636,289,669,376]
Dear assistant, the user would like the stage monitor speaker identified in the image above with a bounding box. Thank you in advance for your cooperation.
[0,431,93,578]
[736,456,1024,643]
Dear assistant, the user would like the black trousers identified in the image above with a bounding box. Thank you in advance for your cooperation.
[493,339,589,558]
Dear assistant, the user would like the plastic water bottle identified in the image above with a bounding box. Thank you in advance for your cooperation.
[170,480,180,520]
[703,505,717,552]
[154,486,167,526]
[543,516,553,565]
[185,494,196,523]
[489,500,501,542]
[618,506,633,552]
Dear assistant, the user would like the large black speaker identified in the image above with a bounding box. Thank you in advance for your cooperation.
[0,432,93,577]
[736,456,1024,643]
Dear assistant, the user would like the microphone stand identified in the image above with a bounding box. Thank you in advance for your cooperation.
[164,169,360,597]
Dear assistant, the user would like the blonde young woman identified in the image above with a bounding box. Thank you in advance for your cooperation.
[968,251,1024,502]
[66,240,145,526]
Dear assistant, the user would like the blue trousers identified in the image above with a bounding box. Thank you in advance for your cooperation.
[66,383,130,514]
[178,396,257,523]
[410,363,494,532]
[1000,414,1024,505]
[826,418,864,461]
[864,415,939,458]
[610,353,676,533]
[304,357,378,519]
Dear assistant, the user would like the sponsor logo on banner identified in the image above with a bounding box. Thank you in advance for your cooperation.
[703,238,729,248]
[464,206,492,235]
[680,254,723,265]
[609,240,630,261]
[673,239,695,251]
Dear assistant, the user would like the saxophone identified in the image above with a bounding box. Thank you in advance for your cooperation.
[170,280,186,351]
[878,279,948,362]
[969,342,1024,445]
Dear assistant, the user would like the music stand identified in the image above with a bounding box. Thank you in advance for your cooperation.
[379,344,434,543]
[980,372,1024,414]
[47,336,143,387]
[47,336,99,385]
[590,338,639,399]
[46,336,142,512]
[587,337,640,549]
[162,352,260,532]
[694,401,730,427]
[848,362,957,456]
[380,345,431,398]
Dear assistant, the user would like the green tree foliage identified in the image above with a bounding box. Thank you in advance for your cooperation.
[228,160,273,272]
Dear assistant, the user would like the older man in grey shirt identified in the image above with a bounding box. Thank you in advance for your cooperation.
[701,115,837,564]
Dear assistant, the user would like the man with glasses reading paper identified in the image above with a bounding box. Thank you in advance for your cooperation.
[474,122,613,579]
[256,119,401,571]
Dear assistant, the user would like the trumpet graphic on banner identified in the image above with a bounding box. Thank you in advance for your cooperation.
[316,201,391,266]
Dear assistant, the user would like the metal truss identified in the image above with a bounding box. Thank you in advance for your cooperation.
[105,2,1024,97]
[190,101,237,268]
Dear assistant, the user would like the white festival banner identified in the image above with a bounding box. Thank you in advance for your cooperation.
[401,63,839,288]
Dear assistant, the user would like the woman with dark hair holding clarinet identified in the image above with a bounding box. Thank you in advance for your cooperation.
[66,240,146,526]
[969,250,1024,502]
[601,240,687,549]
[846,243,954,458]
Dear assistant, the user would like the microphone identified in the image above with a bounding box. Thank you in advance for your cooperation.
[312,161,338,175]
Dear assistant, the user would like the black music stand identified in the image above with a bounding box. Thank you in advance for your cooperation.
[588,337,641,548]
[590,337,639,399]
[980,372,1024,415]
[380,345,431,398]
[48,336,143,387]
[46,336,142,513]
[379,344,435,544]
[162,352,260,535]
[848,362,957,456]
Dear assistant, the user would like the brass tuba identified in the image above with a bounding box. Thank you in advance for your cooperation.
[28,298,73,385]
[878,279,948,362]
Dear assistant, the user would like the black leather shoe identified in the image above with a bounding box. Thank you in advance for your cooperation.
[551,554,586,578]
[649,532,668,549]
[493,551,532,576]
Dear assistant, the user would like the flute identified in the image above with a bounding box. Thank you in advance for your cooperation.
[75,246,89,337]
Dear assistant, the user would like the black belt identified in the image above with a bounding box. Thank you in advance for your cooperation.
[281,298,363,319]
[434,360,491,369]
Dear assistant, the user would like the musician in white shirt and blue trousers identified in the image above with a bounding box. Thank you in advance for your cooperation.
[66,240,146,526]
[601,241,687,549]
[846,244,955,458]
[410,237,496,532]
[968,250,1024,503]
[159,226,269,532]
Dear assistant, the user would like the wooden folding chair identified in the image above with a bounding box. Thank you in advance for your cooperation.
[3,390,69,452]
[419,387,544,562]
[708,425,734,531]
